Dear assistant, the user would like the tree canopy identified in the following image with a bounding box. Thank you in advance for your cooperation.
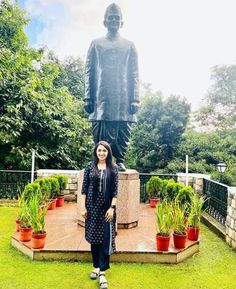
[0,0,93,170]
[126,90,191,172]
[196,65,236,129]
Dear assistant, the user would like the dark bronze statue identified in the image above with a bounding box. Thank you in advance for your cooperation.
[84,3,139,171]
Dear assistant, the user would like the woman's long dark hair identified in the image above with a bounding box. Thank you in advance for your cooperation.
[93,140,115,173]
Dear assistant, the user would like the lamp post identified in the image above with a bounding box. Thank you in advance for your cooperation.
[217,162,227,183]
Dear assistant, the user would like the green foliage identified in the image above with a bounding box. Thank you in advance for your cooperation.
[176,186,195,209]
[126,88,190,172]
[21,182,42,204]
[18,201,30,228]
[146,176,163,199]
[0,0,93,170]
[34,178,51,201]
[165,128,236,186]
[28,195,48,234]
[196,65,236,129]
[187,195,205,228]
[47,177,60,199]
[51,174,68,194]
[166,180,184,202]
[155,199,173,236]
[172,201,187,235]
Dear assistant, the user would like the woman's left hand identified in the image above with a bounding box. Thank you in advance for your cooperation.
[105,208,114,222]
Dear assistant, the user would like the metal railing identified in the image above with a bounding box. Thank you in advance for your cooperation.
[203,178,228,225]
[139,173,177,203]
[0,170,34,199]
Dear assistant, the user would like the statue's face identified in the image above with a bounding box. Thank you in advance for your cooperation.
[104,11,123,33]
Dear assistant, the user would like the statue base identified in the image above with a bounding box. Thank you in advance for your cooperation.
[77,169,140,229]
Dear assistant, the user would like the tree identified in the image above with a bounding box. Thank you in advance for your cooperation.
[126,88,190,172]
[0,0,93,170]
[196,65,236,129]
[164,128,236,186]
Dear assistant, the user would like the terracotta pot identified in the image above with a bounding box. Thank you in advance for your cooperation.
[31,232,47,249]
[19,227,32,242]
[16,219,20,232]
[48,199,57,210]
[56,196,64,207]
[187,227,200,241]
[173,232,187,249]
[150,198,160,208]
[156,234,171,251]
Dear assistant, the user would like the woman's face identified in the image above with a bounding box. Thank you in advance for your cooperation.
[96,145,108,162]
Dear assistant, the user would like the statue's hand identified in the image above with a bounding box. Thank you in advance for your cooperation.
[84,101,94,113]
[130,102,139,114]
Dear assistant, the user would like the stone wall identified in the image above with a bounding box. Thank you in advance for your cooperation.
[37,169,81,201]
[226,187,236,249]
[177,173,211,195]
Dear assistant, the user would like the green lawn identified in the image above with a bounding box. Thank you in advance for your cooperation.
[0,206,236,289]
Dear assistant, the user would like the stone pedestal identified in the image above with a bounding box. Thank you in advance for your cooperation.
[77,169,140,229]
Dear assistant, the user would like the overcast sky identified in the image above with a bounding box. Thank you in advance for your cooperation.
[18,0,236,109]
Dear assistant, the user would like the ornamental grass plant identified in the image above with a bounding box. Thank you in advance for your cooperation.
[155,199,173,236]
[187,194,205,228]
[28,195,49,234]
[172,200,187,235]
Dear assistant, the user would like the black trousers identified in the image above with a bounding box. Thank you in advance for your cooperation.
[92,121,132,163]
[91,244,110,271]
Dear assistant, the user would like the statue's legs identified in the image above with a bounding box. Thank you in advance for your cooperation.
[92,121,132,164]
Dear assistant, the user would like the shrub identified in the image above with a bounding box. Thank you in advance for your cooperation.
[51,174,68,194]
[47,177,60,199]
[21,183,42,203]
[146,176,163,199]
[34,178,51,201]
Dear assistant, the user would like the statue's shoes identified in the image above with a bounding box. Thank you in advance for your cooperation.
[117,162,126,172]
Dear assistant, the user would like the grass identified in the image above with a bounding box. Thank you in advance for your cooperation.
[0,207,236,289]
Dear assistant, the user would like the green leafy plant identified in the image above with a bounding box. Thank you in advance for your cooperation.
[18,201,31,228]
[34,178,51,201]
[155,199,173,236]
[166,180,184,202]
[51,174,68,196]
[21,183,42,204]
[47,177,60,199]
[175,186,195,216]
[172,201,187,235]
[146,176,163,199]
[28,195,49,234]
[187,194,205,228]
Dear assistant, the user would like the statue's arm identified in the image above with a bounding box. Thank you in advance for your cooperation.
[128,43,140,114]
[84,42,96,113]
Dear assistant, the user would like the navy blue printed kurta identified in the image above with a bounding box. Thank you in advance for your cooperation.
[81,162,118,254]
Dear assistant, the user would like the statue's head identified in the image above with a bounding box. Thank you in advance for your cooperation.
[104,3,123,32]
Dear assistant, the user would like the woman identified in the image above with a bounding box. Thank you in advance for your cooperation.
[81,140,118,289]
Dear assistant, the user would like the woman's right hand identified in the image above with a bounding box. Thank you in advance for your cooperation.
[81,207,88,219]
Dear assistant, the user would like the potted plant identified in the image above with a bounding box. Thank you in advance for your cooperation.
[146,176,163,207]
[18,202,32,242]
[155,199,173,251]
[28,195,49,249]
[172,201,187,249]
[47,177,60,210]
[52,174,68,207]
[187,194,205,241]
[18,182,41,241]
